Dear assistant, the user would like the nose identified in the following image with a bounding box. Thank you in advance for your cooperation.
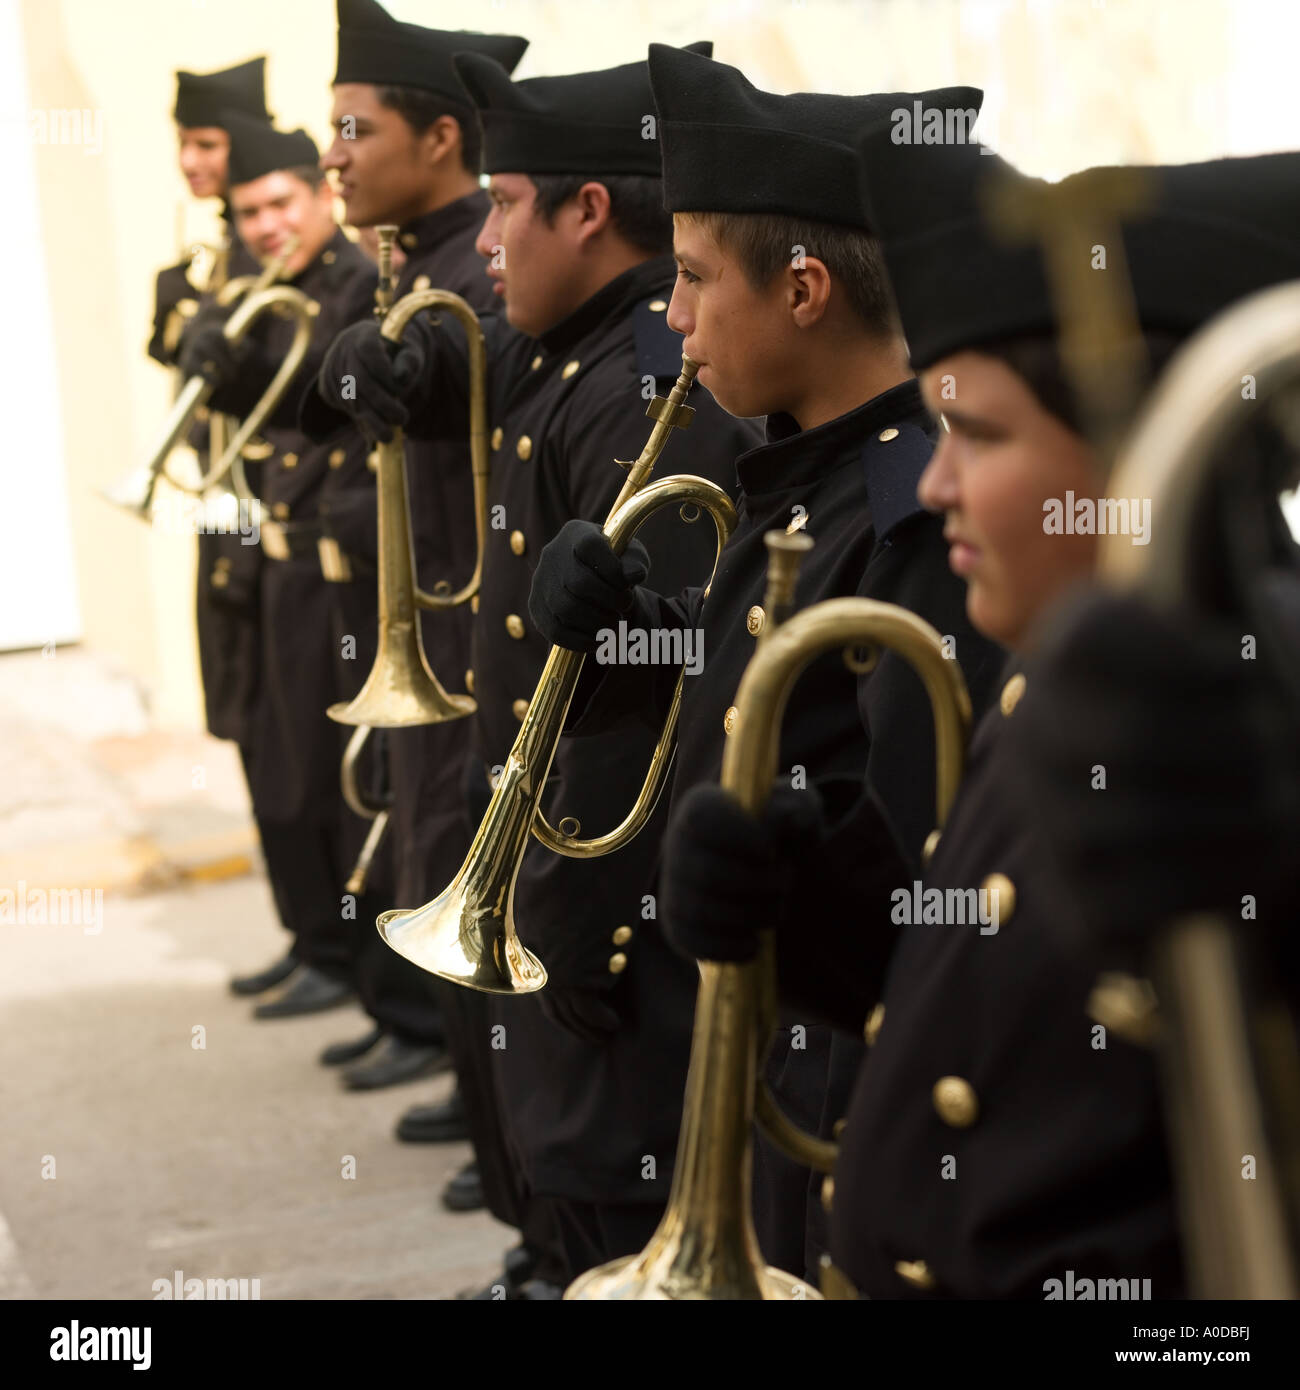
[474,211,499,263]
[666,280,691,337]
[321,137,346,172]
[917,435,958,514]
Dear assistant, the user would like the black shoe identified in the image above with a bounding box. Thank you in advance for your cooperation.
[252,967,354,1019]
[229,950,297,997]
[320,1025,385,1067]
[454,1244,541,1300]
[441,1161,484,1213]
[395,1089,468,1143]
[340,1037,450,1092]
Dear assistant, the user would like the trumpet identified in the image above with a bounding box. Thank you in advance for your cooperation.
[376,356,737,994]
[326,224,486,729]
[102,239,313,519]
[566,530,972,1300]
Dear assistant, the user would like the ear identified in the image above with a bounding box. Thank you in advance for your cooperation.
[787,254,832,329]
[570,181,614,246]
[421,113,464,171]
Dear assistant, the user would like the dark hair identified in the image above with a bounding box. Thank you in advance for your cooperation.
[678,210,899,337]
[286,163,327,191]
[528,173,673,256]
[979,328,1186,435]
[376,84,482,176]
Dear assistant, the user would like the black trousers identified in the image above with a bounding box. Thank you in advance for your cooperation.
[550,1198,663,1284]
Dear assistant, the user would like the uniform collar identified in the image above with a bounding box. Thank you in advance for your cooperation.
[737,379,928,498]
[398,188,490,259]
[537,254,676,358]
[291,227,356,289]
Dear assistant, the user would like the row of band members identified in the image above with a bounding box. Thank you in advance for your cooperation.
[146,0,1300,1298]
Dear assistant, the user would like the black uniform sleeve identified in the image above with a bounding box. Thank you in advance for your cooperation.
[148,262,199,367]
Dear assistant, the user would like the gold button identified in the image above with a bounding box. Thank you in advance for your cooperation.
[328,448,345,468]
[491,426,503,451]
[281,451,298,468]
[400,232,417,250]
[210,569,229,589]
[820,1175,834,1213]
[647,299,667,312]
[832,1117,847,1139]
[878,427,900,442]
[412,274,431,292]
[932,1076,979,1128]
[561,360,580,380]
[980,872,1015,925]
[505,614,525,640]
[921,829,941,868]
[177,298,199,319]
[465,669,475,695]
[213,556,232,572]
[470,594,480,614]
[1000,672,1026,716]
[612,925,633,945]
[271,502,290,520]
[195,405,210,422]
[608,952,628,974]
[509,530,526,556]
[895,1259,937,1290]
[723,705,739,735]
[516,435,532,460]
[512,698,529,721]
[530,353,542,370]
[322,249,336,265]
[864,1002,885,1047]
[746,605,765,637]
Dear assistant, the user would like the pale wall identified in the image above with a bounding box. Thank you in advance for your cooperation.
[17,0,1300,728]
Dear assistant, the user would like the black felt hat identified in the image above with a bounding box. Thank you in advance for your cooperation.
[224,111,320,187]
[174,57,269,128]
[647,44,982,229]
[855,129,1300,369]
[453,42,713,177]
[334,0,527,104]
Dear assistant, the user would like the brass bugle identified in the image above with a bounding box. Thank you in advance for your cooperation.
[566,531,972,1300]
[376,357,737,993]
[1095,280,1300,1299]
[101,241,304,519]
[340,725,391,896]
[326,225,485,728]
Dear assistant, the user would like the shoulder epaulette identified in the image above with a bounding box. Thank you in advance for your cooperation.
[633,294,686,382]
[862,421,936,541]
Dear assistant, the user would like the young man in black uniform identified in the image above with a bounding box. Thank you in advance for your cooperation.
[310,0,529,1108]
[178,115,378,1023]
[311,42,759,1283]
[659,134,1300,1296]
[526,45,1003,1283]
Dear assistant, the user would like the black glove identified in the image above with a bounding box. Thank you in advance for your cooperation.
[528,519,651,652]
[315,318,428,445]
[661,783,828,963]
[178,303,244,387]
[1008,590,1300,958]
[538,986,622,1046]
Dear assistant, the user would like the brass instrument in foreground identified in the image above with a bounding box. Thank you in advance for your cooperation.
[326,225,486,729]
[377,356,737,994]
[1096,279,1300,1299]
[101,239,312,519]
[566,531,972,1300]
[340,725,391,896]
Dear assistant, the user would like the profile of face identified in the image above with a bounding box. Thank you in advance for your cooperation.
[918,351,1101,650]
[230,170,337,276]
[667,214,814,421]
[321,84,460,229]
[475,174,603,338]
[178,126,230,199]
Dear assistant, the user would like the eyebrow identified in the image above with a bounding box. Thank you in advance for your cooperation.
[933,406,992,433]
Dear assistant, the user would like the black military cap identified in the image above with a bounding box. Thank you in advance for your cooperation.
[855,130,1300,369]
[648,43,982,229]
[174,57,269,128]
[334,0,528,103]
[453,42,713,177]
[224,111,320,187]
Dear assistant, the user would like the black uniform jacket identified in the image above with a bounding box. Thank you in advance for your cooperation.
[149,223,262,745]
[567,381,1003,1261]
[390,253,758,1199]
[803,660,1183,1299]
[197,228,376,821]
